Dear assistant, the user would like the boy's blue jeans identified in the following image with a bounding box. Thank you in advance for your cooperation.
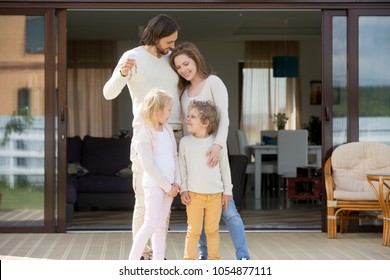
[198,198,250,260]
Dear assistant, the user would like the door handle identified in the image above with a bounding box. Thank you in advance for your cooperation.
[60,105,67,122]
[325,106,330,122]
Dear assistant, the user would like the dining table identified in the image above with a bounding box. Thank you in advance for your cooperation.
[251,144,322,199]
[366,174,390,246]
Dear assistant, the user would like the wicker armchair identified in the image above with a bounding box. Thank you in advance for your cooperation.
[324,142,390,240]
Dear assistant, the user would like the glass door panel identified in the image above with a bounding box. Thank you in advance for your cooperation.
[325,10,390,231]
[332,16,348,146]
[358,16,390,145]
[0,15,45,228]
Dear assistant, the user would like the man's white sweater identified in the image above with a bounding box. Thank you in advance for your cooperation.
[103,46,181,132]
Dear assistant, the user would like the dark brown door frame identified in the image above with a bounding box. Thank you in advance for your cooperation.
[44,8,57,233]
[56,8,68,232]
[1,1,390,234]
[322,9,346,232]
[0,8,57,233]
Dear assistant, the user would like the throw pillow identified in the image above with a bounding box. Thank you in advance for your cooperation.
[67,162,89,177]
[116,167,132,177]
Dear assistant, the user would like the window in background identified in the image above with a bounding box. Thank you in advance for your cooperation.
[25,16,44,54]
[18,87,31,110]
[67,40,116,138]
[16,140,27,150]
[240,41,301,145]
[239,62,299,145]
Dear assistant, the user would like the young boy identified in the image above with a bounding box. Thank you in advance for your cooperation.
[179,100,232,260]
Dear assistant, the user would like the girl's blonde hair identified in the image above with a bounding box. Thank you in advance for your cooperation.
[141,88,172,127]
[188,100,219,134]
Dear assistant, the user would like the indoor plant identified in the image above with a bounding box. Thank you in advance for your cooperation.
[303,115,322,145]
[273,112,288,130]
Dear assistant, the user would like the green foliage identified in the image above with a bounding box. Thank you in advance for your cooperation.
[0,185,44,210]
[333,86,390,117]
[359,87,390,116]
[1,107,34,146]
[303,116,322,145]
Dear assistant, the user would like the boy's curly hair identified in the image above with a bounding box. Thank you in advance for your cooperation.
[188,100,219,134]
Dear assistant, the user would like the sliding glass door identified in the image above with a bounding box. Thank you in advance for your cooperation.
[0,10,62,232]
[322,9,390,230]
[323,9,390,155]
[356,12,390,145]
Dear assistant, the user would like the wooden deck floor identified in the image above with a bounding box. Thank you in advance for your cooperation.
[1,231,389,260]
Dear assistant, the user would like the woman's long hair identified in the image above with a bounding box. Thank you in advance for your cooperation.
[169,42,210,92]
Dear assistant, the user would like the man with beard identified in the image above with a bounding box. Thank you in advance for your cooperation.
[103,14,182,260]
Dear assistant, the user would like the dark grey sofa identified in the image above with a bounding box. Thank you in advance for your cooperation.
[66,136,248,225]
[67,135,134,213]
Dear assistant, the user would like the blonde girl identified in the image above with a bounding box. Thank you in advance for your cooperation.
[129,88,181,260]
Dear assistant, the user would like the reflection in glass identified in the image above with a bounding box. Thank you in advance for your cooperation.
[0,15,45,227]
[332,16,347,146]
[359,16,390,145]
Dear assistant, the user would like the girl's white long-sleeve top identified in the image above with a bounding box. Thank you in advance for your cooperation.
[134,123,181,192]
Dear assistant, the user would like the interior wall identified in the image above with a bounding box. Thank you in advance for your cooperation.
[299,40,322,124]
[192,41,244,153]
[115,40,138,136]
[113,39,321,154]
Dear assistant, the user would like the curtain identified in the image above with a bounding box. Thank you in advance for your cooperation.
[242,41,302,145]
[67,40,117,138]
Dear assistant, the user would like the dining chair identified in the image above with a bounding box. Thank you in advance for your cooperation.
[277,129,308,197]
[228,154,248,211]
[236,129,276,192]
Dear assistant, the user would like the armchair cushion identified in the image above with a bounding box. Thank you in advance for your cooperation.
[331,142,390,200]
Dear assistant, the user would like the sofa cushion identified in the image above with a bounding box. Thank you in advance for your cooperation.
[78,175,133,193]
[66,183,78,204]
[81,135,131,176]
[332,142,390,200]
[67,136,82,163]
[67,174,79,191]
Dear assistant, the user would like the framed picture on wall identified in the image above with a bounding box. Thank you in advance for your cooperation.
[310,81,322,105]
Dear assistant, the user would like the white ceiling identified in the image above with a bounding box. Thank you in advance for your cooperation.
[67,10,322,41]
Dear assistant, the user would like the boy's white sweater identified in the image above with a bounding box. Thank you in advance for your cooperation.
[179,134,232,196]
